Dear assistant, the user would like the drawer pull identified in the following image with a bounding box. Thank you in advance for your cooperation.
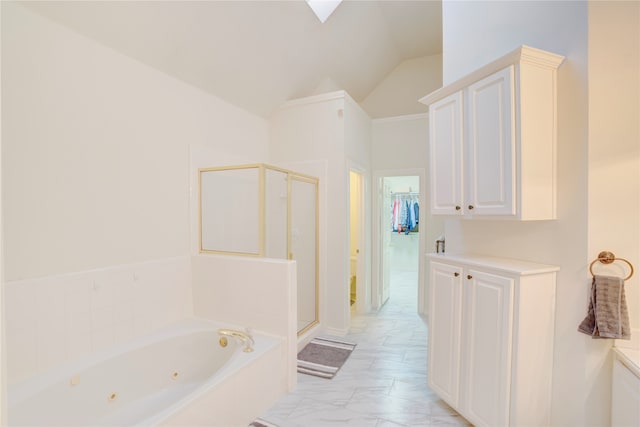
[454,272,459,277]
[455,205,461,211]
[468,205,475,210]
[467,275,473,280]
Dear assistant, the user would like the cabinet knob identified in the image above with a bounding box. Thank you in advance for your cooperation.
[467,274,473,280]
[454,272,459,277]
[455,205,461,211]
[468,205,474,210]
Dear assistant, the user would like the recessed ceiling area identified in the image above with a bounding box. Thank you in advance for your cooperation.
[22,1,442,118]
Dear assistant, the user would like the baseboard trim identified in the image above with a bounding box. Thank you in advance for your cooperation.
[325,326,349,337]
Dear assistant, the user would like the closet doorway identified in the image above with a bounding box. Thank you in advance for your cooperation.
[376,174,422,309]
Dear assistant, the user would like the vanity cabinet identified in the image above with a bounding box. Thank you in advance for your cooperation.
[427,253,559,427]
[428,261,463,406]
[421,45,564,220]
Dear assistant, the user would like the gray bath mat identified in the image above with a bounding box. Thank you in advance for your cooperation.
[249,418,278,427]
[297,337,357,379]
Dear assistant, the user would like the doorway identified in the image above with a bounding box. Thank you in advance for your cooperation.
[349,170,366,313]
[379,176,421,307]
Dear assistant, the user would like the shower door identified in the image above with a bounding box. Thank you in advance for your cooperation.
[288,175,319,335]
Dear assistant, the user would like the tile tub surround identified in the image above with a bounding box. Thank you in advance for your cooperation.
[260,270,470,427]
[191,254,298,392]
[4,256,192,385]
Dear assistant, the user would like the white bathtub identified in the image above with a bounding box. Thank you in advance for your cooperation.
[8,318,286,427]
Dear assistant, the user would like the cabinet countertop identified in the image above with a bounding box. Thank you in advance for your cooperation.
[427,253,560,276]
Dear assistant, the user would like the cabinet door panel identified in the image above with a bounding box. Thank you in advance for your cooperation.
[429,92,464,215]
[428,262,463,407]
[463,269,514,427]
[466,66,515,215]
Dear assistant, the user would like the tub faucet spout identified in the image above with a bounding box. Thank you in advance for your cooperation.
[218,328,254,353]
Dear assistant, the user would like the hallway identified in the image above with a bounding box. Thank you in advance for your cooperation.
[259,271,470,426]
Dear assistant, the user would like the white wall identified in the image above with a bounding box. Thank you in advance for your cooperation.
[442,1,586,86]
[372,115,430,171]
[1,2,269,282]
[587,0,639,330]
[441,1,639,425]
[361,55,443,119]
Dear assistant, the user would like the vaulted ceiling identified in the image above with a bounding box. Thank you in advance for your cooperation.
[23,0,442,118]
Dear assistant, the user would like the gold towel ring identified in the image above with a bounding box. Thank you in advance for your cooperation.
[589,251,634,281]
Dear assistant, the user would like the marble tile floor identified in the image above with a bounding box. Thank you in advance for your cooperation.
[258,270,471,427]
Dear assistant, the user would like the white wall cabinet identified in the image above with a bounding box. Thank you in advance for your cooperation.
[465,67,515,216]
[421,46,564,220]
[427,253,559,427]
[428,92,464,216]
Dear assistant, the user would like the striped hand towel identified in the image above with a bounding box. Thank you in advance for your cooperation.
[578,275,630,339]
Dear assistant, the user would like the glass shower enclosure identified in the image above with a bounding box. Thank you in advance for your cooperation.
[199,164,319,336]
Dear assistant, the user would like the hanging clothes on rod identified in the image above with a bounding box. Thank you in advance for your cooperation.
[390,192,419,234]
[392,197,400,232]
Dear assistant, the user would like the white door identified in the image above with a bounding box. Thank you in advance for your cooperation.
[462,269,514,427]
[429,91,464,216]
[427,261,463,408]
[349,170,366,313]
[380,179,392,306]
[465,66,516,216]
